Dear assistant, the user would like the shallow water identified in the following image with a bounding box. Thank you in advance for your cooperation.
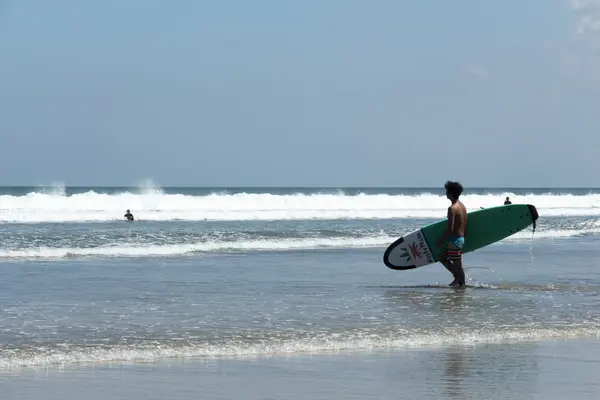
[1,237,599,369]
[1,186,599,398]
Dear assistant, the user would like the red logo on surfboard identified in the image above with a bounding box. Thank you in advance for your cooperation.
[408,242,422,260]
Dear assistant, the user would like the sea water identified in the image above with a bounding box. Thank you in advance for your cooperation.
[0,185,599,399]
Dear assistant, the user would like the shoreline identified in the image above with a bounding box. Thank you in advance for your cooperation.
[2,338,600,399]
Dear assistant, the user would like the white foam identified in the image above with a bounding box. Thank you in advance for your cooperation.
[510,227,600,239]
[1,326,599,369]
[1,190,600,223]
[0,225,595,260]
[0,236,397,260]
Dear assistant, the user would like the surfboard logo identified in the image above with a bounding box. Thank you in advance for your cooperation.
[399,248,411,261]
[415,231,434,264]
[408,242,422,260]
[398,242,423,262]
[386,229,435,268]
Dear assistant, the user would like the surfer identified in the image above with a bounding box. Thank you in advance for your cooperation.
[436,181,467,287]
[124,209,134,221]
[504,197,512,205]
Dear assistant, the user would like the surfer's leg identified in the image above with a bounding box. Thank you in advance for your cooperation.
[439,247,459,285]
[450,259,465,287]
[441,241,465,287]
[445,240,465,287]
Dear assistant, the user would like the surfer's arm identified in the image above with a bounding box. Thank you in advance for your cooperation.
[436,208,455,246]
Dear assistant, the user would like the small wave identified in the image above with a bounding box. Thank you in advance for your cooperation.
[0,236,397,260]
[508,227,600,240]
[0,224,595,260]
[1,326,599,370]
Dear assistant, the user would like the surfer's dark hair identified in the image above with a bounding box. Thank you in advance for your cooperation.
[444,181,463,199]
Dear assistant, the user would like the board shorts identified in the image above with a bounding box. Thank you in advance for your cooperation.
[443,236,464,262]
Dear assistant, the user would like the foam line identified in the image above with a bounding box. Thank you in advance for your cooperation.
[1,190,600,223]
[1,326,599,369]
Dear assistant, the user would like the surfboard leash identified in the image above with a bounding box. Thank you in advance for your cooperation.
[528,204,539,262]
[529,229,536,261]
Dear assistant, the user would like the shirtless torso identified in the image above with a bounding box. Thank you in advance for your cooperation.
[447,201,467,239]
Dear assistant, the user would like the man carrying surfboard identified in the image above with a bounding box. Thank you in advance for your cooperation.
[436,181,467,287]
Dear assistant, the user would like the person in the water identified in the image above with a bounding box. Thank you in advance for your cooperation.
[504,196,512,205]
[124,210,134,221]
[436,181,467,287]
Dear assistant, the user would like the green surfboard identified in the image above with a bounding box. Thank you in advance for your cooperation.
[383,204,539,270]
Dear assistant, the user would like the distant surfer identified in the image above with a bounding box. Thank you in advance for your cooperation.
[504,197,512,205]
[436,181,467,288]
[124,209,134,221]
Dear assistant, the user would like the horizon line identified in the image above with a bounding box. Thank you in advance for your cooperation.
[0,185,598,189]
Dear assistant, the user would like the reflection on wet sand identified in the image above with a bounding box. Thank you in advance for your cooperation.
[439,344,539,400]
[443,346,467,399]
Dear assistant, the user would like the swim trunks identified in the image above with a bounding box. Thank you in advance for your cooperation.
[444,236,464,262]
[450,236,464,249]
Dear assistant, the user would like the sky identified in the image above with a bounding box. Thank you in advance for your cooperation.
[0,0,599,187]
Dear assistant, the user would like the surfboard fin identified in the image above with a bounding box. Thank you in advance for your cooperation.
[527,204,539,233]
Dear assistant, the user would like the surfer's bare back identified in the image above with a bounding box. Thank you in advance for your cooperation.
[436,181,467,287]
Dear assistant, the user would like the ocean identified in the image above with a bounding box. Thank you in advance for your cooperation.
[1,185,600,399]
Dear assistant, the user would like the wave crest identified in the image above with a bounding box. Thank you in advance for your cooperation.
[1,190,600,223]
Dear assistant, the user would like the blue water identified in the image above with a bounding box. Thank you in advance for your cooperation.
[0,185,599,377]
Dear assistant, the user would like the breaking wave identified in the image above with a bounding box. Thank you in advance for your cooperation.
[1,188,600,223]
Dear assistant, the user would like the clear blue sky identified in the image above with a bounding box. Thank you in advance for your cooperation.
[0,0,598,187]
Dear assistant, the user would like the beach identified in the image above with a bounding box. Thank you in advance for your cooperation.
[0,186,599,399]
